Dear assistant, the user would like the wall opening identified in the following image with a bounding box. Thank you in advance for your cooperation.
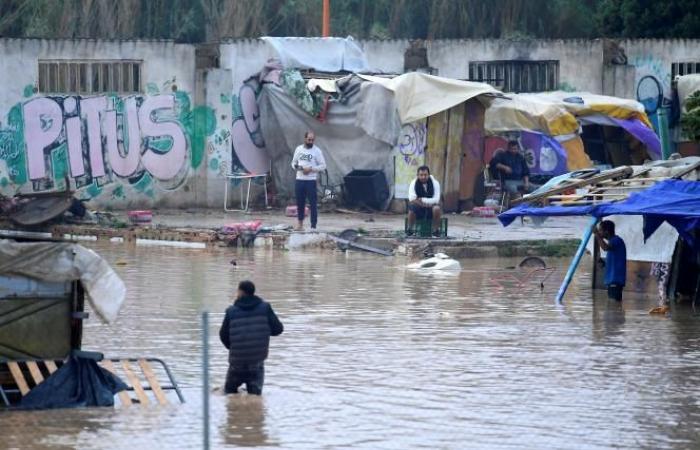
[38,60,143,95]
[468,60,559,93]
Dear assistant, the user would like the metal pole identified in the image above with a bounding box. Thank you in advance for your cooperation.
[322,0,331,37]
[555,216,598,303]
[202,311,210,450]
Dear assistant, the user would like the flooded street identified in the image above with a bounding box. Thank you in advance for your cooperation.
[4,243,700,449]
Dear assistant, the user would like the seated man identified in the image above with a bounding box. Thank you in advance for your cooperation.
[407,165,442,237]
[489,140,537,197]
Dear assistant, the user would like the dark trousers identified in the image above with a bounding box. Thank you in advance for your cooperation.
[295,179,318,228]
[607,284,624,301]
[225,363,265,395]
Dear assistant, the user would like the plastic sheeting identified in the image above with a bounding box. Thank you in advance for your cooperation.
[498,179,700,250]
[358,73,498,124]
[261,36,369,72]
[530,91,652,128]
[258,84,395,200]
[676,74,700,113]
[584,216,678,264]
[0,240,125,323]
[19,355,128,409]
[484,95,580,136]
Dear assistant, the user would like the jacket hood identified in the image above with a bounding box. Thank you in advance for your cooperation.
[234,295,263,311]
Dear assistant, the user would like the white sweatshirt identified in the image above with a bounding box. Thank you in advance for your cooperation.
[408,175,441,206]
[291,144,327,181]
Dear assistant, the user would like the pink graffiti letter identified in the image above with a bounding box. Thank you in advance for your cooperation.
[139,95,187,180]
[81,96,107,178]
[104,98,141,177]
[23,98,63,180]
[65,116,84,177]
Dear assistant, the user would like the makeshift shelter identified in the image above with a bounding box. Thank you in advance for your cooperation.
[482,92,661,180]
[498,157,700,301]
[0,238,183,408]
[254,38,500,212]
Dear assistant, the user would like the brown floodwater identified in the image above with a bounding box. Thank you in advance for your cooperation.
[3,242,700,449]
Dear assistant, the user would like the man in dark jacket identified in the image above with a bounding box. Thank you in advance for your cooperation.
[219,280,284,395]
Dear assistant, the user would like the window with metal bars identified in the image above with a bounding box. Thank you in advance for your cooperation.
[468,60,559,93]
[672,62,700,79]
[38,60,142,95]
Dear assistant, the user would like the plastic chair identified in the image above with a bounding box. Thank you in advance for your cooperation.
[224,171,269,212]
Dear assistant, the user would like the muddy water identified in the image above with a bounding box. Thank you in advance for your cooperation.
[3,243,700,449]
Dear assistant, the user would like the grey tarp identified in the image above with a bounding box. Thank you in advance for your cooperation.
[259,83,395,201]
[0,240,125,323]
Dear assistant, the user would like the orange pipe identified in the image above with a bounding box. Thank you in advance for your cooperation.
[322,0,330,37]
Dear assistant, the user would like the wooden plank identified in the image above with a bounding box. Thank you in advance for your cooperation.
[26,361,44,385]
[138,359,168,406]
[426,110,448,192]
[673,160,700,179]
[101,359,132,407]
[515,166,634,205]
[444,103,465,212]
[121,360,149,405]
[7,362,30,395]
[460,99,485,206]
[44,360,58,374]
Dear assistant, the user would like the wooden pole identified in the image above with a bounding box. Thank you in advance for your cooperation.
[322,0,331,37]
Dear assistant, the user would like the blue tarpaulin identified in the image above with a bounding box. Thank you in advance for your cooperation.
[499,179,700,246]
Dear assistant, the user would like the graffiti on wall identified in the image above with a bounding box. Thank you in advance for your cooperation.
[231,78,270,175]
[394,121,427,199]
[484,132,567,176]
[631,56,670,113]
[0,84,217,200]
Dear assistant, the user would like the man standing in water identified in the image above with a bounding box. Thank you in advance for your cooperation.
[291,131,327,231]
[219,280,284,395]
[594,220,627,301]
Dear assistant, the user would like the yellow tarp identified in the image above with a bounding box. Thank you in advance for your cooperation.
[483,91,653,136]
[358,72,498,124]
[484,95,580,136]
[561,136,592,171]
[525,91,652,128]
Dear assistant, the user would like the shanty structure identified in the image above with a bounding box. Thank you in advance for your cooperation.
[498,157,700,302]
[0,238,183,408]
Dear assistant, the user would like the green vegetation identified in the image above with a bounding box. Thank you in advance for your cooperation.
[0,0,699,42]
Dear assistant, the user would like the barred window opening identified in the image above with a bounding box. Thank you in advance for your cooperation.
[38,60,142,95]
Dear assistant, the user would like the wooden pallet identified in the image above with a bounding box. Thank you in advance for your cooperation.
[0,358,183,407]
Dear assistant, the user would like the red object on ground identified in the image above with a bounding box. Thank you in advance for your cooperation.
[127,210,152,224]
[285,205,310,217]
[472,206,496,218]
[221,220,263,234]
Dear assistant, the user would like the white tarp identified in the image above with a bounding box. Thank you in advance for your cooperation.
[359,72,498,124]
[258,84,394,200]
[585,216,678,263]
[261,36,369,72]
[677,74,700,113]
[0,240,125,323]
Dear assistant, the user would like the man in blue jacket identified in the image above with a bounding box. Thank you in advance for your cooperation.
[594,220,627,301]
[219,280,284,395]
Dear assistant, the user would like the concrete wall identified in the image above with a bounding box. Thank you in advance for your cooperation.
[0,38,212,209]
[1,37,699,210]
[623,39,700,100]
[424,39,604,93]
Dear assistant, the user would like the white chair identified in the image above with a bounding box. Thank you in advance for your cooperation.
[224,171,269,212]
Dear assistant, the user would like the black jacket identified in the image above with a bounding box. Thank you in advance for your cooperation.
[219,295,284,366]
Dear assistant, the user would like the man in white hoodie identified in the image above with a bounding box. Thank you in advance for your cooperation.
[407,165,442,237]
[291,131,327,230]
